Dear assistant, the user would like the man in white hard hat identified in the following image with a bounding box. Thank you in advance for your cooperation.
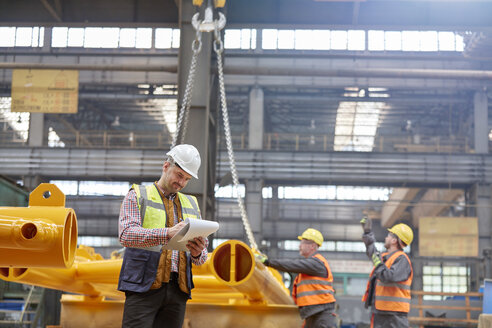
[117,144,207,328]
[258,228,338,328]
[360,218,414,328]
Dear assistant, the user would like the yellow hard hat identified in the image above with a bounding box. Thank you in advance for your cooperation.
[298,228,323,247]
[388,223,413,247]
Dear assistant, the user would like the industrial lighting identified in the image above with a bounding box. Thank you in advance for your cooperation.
[111,116,120,127]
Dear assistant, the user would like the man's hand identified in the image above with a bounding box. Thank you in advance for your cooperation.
[360,217,372,233]
[168,221,187,238]
[186,236,206,258]
[255,253,269,265]
[371,252,382,267]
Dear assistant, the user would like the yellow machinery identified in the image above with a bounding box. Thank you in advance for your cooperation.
[0,225,300,327]
[0,183,77,269]
[0,186,299,327]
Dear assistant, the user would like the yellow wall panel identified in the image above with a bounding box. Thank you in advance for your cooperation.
[419,217,478,257]
[11,69,78,113]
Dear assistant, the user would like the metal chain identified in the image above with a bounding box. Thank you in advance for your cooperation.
[213,27,258,251]
[172,28,203,148]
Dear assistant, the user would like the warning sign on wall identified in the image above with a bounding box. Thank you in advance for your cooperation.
[11,69,78,113]
[419,217,478,257]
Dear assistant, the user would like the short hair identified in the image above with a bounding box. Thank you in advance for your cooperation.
[166,155,184,171]
[390,232,405,250]
[166,155,175,165]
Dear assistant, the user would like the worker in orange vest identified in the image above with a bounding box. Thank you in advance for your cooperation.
[360,218,414,328]
[258,228,338,328]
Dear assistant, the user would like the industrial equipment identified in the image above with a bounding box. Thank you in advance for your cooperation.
[0,232,301,327]
[0,2,303,326]
[0,183,299,327]
[0,183,77,269]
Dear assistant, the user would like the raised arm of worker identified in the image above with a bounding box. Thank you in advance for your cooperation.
[263,254,328,278]
[360,217,383,267]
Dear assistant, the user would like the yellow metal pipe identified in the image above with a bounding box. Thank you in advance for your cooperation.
[0,232,293,308]
[193,274,235,290]
[0,246,123,300]
[0,265,100,297]
[189,292,247,305]
[0,243,236,301]
[210,240,294,305]
[0,216,58,250]
[75,260,121,284]
[0,183,77,268]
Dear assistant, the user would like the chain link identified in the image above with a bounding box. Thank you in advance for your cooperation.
[172,28,203,148]
[173,16,259,250]
[214,27,258,251]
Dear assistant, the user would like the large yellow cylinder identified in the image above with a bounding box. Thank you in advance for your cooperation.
[0,183,77,268]
[210,240,294,305]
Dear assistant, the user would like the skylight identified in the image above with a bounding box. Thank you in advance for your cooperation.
[0,97,30,142]
[334,88,386,152]
[153,98,178,137]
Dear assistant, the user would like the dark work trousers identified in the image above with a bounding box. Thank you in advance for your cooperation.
[371,313,408,328]
[304,308,338,328]
[122,274,189,328]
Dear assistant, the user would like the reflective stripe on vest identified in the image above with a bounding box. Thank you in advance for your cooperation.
[292,253,336,306]
[178,193,201,219]
[133,184,201,227]
[374,251,413,313]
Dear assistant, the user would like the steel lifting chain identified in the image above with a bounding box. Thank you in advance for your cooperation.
[171,28,202,148]
[213,26,258,251]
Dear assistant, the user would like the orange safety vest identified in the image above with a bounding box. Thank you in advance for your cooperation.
[292,253,336,307]
[362,251,413,313]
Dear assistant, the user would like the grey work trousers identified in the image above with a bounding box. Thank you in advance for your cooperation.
[305,308,338,328]
[122,278,189,328]
[371,313,408,328]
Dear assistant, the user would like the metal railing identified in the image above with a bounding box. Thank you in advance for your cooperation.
[0,130,475,154]
[226,133,472,154]
[409,290,483,327]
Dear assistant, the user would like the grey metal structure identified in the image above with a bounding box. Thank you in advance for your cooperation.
[1,2,492,321]
[0,147,490,186]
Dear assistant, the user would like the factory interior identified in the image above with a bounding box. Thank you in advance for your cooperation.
[1,0,492,327]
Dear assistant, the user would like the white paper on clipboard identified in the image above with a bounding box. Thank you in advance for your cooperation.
[162,218,219,251]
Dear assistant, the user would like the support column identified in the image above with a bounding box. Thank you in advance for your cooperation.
[269,185,280,258]
[248,87,264,149]
[42,27,52,51]
[468,183,492,281]
[246,87,264,248]
[474,90,488,154]
[411,230,423,291]
[177,1,216,223]
[246,179,263,249]
[412,260,423,291]
[28,113,45,147]
[23,175,43,191]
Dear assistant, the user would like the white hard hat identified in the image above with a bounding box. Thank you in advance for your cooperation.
[166,144,201,179]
